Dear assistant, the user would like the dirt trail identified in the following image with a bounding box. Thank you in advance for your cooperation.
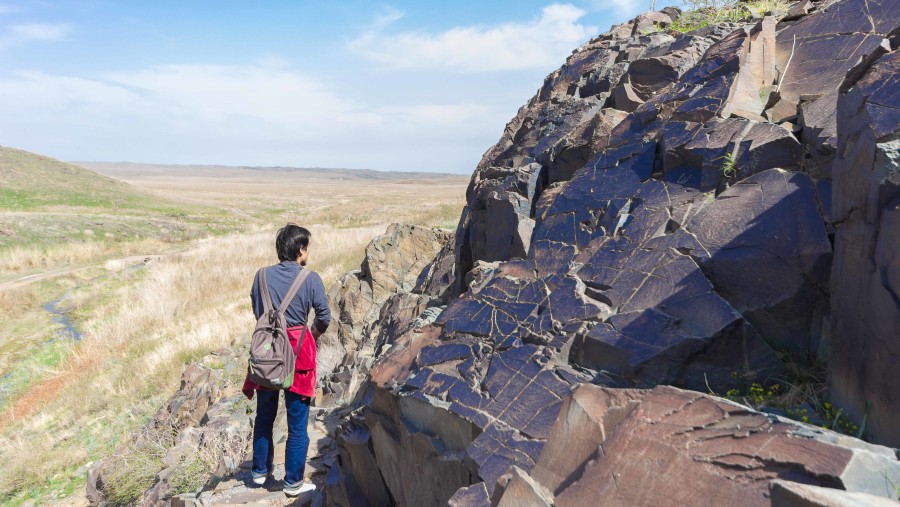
[0,253,170,292]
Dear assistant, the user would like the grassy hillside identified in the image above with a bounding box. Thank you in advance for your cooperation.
[0,146,157,210]
[0,146,240,259]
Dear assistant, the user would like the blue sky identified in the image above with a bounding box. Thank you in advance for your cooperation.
[0,0,673,173]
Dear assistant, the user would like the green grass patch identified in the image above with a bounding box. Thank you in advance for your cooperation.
[5,463,85,507]
[0,146,147,212]
[669,2,747,33]
[98,429,171,506]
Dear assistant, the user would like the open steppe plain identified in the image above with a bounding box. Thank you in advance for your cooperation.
[0,153,467,505]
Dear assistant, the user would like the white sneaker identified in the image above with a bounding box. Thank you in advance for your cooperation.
[283,482,316,497]
[251,473,269,486]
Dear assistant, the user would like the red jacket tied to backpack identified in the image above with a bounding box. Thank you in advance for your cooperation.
[243,325,317,399]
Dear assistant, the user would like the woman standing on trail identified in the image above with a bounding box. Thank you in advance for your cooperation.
[242,224,331,497]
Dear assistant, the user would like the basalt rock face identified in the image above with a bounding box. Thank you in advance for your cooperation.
[326,1,900,505]
[445,0,898,425]
[450,10,841,390]
[323,224,454,361]
[830,45,900,445]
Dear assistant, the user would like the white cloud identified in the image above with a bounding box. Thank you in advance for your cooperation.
[0,62,510,171]
[349,3,597,72]
[101,64,379,127]
[375,103,495,126]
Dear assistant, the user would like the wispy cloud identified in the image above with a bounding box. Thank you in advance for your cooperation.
[366,6,405,31]
[0,4,21,16]
[0,22,71,50]
[7,22,71,41]
[349,3,596,72]
[0,61,509,171]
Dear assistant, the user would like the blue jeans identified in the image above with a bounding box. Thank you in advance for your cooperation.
[251,390,311,486]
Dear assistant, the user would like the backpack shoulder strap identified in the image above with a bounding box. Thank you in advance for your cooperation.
[277,268,312,314]
[259,268,275,313]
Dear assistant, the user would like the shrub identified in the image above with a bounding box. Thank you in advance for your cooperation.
[669,0,748,33]
[719,371,863,438]
[99,427,172,506]
[168,451,217,496]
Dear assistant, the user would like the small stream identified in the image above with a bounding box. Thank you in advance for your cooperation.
[0,258,153,408]
[43,295,84,341]
[0,295,85,406]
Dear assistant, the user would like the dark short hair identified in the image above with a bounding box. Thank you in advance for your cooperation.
[275,224,311,262]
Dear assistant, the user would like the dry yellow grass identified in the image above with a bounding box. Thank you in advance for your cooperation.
[0,175,465,502]
[0,227,368,497]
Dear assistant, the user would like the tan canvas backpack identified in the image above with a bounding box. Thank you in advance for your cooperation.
[248,268,311,390]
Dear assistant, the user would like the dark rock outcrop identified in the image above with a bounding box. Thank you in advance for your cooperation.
[325,1,900,505]
[451,5,834,394]
[317,224,454,405]
[322,224,453,359]
[830,46,900,446]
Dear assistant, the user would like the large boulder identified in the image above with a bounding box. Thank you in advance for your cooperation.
[317,224,454,407]
[495,384,900,506]
[452,19,720,292]
[774,0,900,106]
[769,480,900,507]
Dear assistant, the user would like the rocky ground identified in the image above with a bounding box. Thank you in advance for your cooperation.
[172,406,334,507]
[86,346,347,507]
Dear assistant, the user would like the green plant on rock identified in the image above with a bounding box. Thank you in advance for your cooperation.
[882,470,900,501]
[724,382,781,407]
[669,0,789,34]
[715,152,737,178]
[718,366,864,438]
[642,23,664,35]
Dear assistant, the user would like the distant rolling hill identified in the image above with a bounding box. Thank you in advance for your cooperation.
[0,146,230,250]
[0,146,161,211]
